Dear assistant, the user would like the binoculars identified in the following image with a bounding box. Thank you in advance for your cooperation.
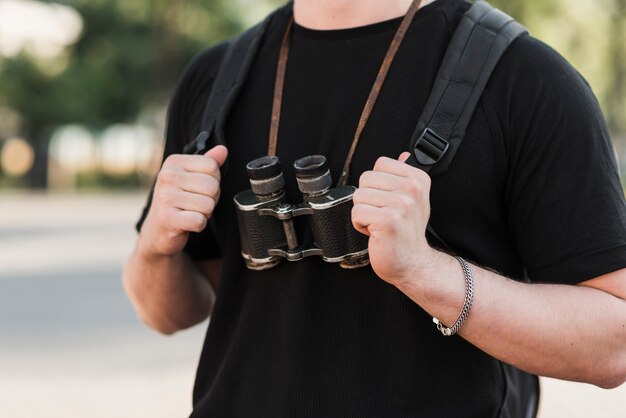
[233,155,369,270]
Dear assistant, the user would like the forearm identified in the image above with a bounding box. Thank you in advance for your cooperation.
[398,249,626,388]
[123,146,229,333]
[122,241,215,334]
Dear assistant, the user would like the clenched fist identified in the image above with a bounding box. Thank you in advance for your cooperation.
[138,145,228,257]
[351,153,434,287]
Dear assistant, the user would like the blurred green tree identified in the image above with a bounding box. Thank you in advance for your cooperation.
[607,0,626,135]
[488,0,561,25]
[0,0,244,188]
[488,0,527,21]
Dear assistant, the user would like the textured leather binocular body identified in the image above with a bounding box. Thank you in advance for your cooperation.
[233,155,369,270]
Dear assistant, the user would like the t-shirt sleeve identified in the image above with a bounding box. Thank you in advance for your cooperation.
[135,44,230,260]
[491,36,626,284]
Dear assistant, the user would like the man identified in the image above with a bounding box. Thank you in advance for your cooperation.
[123,0,626,416]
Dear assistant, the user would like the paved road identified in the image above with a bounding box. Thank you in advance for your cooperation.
[0,193,205,418]
[0,193,624,417]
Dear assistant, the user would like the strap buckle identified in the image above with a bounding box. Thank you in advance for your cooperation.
[413,128,449,166]
[183,122,215,155]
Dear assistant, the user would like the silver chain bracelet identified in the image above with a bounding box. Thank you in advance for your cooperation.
[433,256,474,337]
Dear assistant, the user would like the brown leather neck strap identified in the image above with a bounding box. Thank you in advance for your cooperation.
[269,0,424,186]
[268,17,293,159]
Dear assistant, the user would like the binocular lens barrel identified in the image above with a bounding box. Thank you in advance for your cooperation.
[294,155,332,197]
[246,156,285,198]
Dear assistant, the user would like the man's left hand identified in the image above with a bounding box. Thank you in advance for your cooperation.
[351,153,434,287]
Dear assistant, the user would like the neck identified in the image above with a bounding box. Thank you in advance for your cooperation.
[293,0,431,30]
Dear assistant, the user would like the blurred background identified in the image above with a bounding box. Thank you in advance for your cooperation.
[0,0,625,417]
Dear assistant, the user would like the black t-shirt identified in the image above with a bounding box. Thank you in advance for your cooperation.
[137,0,626,416]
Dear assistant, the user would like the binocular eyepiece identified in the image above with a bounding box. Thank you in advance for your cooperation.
[234,155,369,270]
[293,155,332,197]
[246,156,285,198]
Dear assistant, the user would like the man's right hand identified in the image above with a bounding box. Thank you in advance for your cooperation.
[138,145,228,258]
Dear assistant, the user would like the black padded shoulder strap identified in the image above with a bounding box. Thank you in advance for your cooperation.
[404,1,528,172]
[184,5,292,155]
